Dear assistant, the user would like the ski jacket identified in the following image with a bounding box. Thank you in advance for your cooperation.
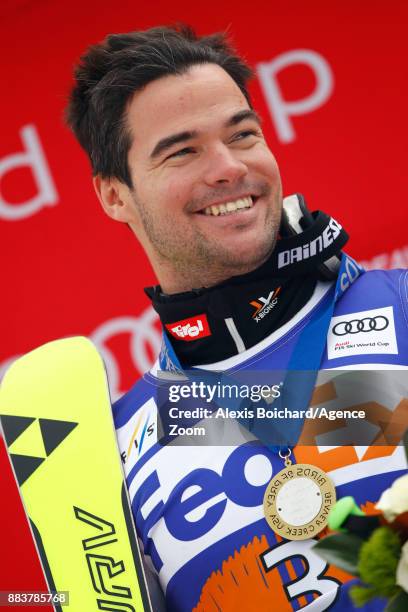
[114,269,408,611]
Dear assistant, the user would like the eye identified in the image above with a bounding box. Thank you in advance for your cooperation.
[232,129,260,142]
[166,147,195,160]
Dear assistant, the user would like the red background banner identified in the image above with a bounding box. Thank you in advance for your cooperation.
[1,0,407,603]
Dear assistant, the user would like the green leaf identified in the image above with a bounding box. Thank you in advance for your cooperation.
[313,533,363,576]
[403,428,408,464]
[386,589,408,612]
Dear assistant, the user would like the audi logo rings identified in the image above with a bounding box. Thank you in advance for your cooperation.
[332,316,389,336]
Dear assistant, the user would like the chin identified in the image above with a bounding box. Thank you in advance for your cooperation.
[220,243,274,273]
[229,233,274,261]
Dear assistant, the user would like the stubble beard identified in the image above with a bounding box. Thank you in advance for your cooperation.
[132,184,282,289]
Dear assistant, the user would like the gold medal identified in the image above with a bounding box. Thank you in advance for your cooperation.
[263,450,336,541]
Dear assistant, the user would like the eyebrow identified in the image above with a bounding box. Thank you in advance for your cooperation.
[226,109,262,128]
[149,109,262,160]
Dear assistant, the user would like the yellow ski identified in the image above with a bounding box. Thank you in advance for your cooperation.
[0,337,153,612]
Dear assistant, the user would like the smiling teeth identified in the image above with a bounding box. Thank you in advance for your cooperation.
[203,196,253,216]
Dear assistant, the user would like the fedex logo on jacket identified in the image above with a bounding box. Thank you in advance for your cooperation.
[119,430,405,593]
[113,270,408,610]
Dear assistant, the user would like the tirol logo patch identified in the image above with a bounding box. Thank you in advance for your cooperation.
[250,287,281,323]
[327,306,398,359]
[166,314,211,341]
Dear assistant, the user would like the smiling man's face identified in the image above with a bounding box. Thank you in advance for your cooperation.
[106,63,282,292]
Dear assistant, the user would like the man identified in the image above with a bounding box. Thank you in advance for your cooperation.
[66,25,408,611]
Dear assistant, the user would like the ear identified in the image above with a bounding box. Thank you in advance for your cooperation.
[93,175,135,223]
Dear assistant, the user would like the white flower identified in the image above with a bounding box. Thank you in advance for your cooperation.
[397,541,408,593]
[375,473,408,522]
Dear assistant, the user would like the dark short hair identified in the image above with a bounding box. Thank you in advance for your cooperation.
[65,24,253,188]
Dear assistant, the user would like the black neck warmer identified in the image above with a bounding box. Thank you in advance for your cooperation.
[145,208,348,367]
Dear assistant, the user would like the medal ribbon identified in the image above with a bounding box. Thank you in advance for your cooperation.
[159,253,364,450]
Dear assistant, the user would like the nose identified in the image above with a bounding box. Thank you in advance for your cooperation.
[202,144,248,186]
